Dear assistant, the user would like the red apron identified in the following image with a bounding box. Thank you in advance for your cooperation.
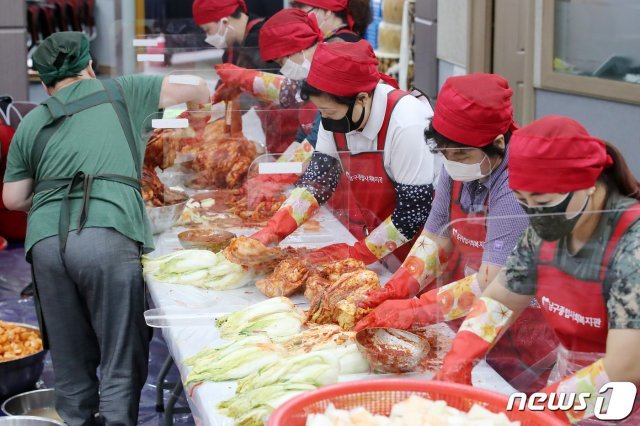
[330,90,419,267]
[443,179,559,394]
[536,205,640,423]
[444,179,487,279]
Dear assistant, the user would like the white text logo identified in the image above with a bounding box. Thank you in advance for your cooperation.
[506,382,637,420]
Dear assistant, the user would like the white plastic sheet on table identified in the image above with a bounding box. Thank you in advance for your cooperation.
[145,205,517,425]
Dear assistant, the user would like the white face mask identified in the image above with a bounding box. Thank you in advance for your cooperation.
[205,20,232,48]
[280,54,311,80]
[442,157,489,182]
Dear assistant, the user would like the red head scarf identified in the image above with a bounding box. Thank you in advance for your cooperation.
[259,9,324,62]
[192,0,247,25]
[432,73,518,147]
[307,40,395,97]
[294,0,354,30]
[509,115,614,193]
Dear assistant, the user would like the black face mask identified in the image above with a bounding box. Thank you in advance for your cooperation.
[521,192,590,242]
[321,99,365,134]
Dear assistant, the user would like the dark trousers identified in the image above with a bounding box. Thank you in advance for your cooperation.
[31,228,149,426]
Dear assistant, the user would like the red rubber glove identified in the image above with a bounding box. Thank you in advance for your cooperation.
[433,331,486,385]
[359,267,422,309]
[303,240,379,265]
[250,208,299,246]
[353,297,440,331]
[215,63,282,104]
[434,297,513,385]
[213,84,242,104]
[355,274,481,331]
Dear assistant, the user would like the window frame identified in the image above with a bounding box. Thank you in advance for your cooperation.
[538,0,640,106]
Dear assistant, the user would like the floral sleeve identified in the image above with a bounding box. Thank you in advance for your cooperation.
[279,78,303,109]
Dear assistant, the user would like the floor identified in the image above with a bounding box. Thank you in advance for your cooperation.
[0,242,195,425]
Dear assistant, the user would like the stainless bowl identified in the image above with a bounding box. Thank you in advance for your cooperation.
[0,416,63,426]
[146,201,187,234]
[0,323,46,400]
[355,328,430,374]
[2,390,61,423]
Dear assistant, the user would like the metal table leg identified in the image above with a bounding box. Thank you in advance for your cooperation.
[155,355,192,426]
[165,381,191,426]
[156,356,174,412]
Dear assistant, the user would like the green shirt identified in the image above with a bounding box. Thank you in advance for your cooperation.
[3,75,164,254]
[505,191,640,329]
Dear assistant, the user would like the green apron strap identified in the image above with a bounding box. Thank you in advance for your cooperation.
[58,171,87,252]
[31,90,113,177]
[42,96,67,119]
[30,119,65,177]
[100,79,142,180]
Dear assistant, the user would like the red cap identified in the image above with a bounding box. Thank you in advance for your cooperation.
[509,116,614,193]
[307,40,381,97]
[294,0,354,30]
[259,9,324,62]
[192,0,247,25]
[432,73,517,147]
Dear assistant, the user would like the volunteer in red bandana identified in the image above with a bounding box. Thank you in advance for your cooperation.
[434,116,640,424]
[291,0,370,41]
[251,40,438,267]
[193,0,307,154]
[355,74,558,393]
[213,9,324,152]
[192,0,275,70]
[212,5,367,152]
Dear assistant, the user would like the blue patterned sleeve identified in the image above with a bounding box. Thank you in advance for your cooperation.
[295,151,342,205]
[391,183,435,239]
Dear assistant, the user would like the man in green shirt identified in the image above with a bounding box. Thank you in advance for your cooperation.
[2,32,210,425]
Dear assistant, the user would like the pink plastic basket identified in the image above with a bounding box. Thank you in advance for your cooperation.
[268,379,565,426]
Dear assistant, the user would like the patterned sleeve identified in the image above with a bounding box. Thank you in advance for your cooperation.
[391,182,435,239]
[279,78,303,109]
[504,227,540,295]
[424,165,453,237]
[295,151,342,205]
[482,174,530,266]
[605,220,640,329]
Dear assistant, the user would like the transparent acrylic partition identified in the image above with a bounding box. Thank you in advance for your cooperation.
[140,102,324,239]
[132,37,272,77]
[432,204,640,410]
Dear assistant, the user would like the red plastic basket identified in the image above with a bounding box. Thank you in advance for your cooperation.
[268,379,565,426]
